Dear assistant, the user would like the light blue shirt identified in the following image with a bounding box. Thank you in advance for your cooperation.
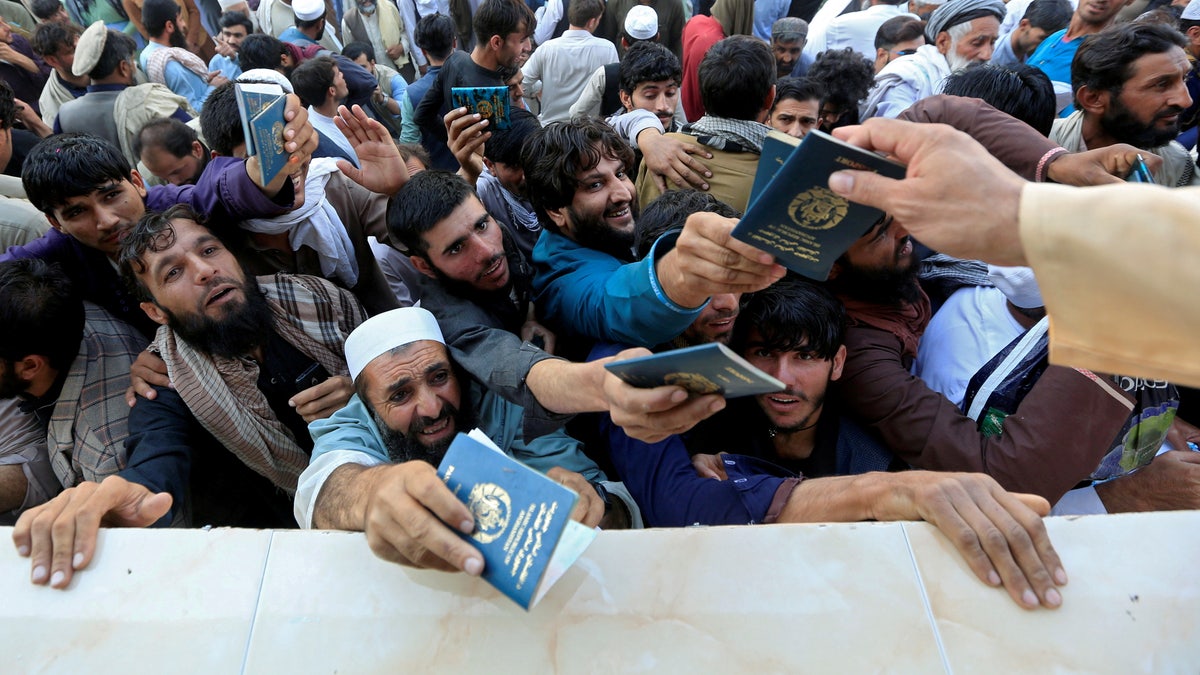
[208,53,242,81]
[141,41,213,112]
[753,0,791,41]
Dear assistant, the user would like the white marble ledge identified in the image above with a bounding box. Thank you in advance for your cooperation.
[1,512,1197,674]
[0,527,273,675]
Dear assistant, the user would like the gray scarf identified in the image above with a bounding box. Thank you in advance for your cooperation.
[683,115,772,153]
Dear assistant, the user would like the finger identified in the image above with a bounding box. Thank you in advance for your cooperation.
[983,488,1064,608]
[680,143,714,161]
[393,486,483,575]
[364,509,461,573]
[335,158,360,183]
[23,489,77,584]
[828,169,906,213]
[651,170,668,193]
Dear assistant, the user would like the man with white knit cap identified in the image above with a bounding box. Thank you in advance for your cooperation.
[861,0,1006,118]
[298,307,639,573]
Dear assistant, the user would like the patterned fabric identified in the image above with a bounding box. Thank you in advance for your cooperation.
[682,115,772,153]
[149,274,366,494]
[145,45,211,85]
[48,303,148,487]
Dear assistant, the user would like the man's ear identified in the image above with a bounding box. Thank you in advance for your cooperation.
[618,89,634,112]
[191,140,205,159]
[934,30,952,55]
[410,254,437,279]
[545,205,570,234]
[829,344,847,382]
[12,355,49,384]
[761,84,776,116]
[140,301,169,326]
[488,34,504,52]
[128,168,149,199]
[1075,85,1108,115]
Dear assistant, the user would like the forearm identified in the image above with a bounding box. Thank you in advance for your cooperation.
[311,462,377,530]
[526,358,609,414]
[0,464,29,513]
[776,473,882,523]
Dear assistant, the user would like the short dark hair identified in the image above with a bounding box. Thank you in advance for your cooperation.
[0,259,85,372]
[386,170,475,256]
[200,81,244,155]
[731,275,845,361]
[619,41,681,95]
[808,47,875,115]
[90,29,137,79]
[1023,0,1072,33]
[521,118,635,223]
[30,20,80,58]
[142,0,182,38]
[774,76,824,106]
[118,204,206,302]
[134,116,199,161]
[296,15,324,30]
[483,107,539,165]
[1180,15,1200,33]
[568,0,604,26]
[0,81,15,131]
[698,35,776,120]
[290,55,337,107]
[415,12,456,60]
[30,0,64,21]
[342,40,375,62]
[1071,22,1188,102]
[397,142,431,168]
[943,63,1056,135]
[635,190,740,259]
[218,10,254,33]
[875,15,925,51]
[474,0,534,46]
[22,134,133,214]
[239,33,288,71]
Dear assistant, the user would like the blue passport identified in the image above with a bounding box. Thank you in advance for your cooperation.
[234,82,289,186]
[437,431,596,609]
[732,129,906,281]
[604,342,785,398]
[451,86,511,130]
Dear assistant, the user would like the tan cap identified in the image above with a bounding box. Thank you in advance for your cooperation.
[72,20,108,78]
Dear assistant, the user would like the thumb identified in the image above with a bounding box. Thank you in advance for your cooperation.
[335,158,359,181]
[828,169,903,211]
[113,491,174,527]
[1012,492,1051,517]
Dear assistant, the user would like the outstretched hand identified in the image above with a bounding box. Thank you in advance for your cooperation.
[334,104,410,196]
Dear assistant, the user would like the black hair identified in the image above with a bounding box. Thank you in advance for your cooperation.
[30,0,64,21]
[415,12,456,60]
[730,275,846,361]
[342,40,375,62]
[290,54,337,107]
[297,16,324,30]
[473,0,534,46]
[774,76,824,106]
[0,259,85,372]
[1023,0,1072,33]
[386,170,475,256]
[875,15,925,51]
[118,204,206,302]
[0,81,14,130]
[133,116,198,161]
[943,63,1056,136]
[200,81,246,155]
[142,0,181,38]
[619,40,681,95]
[218,10,254,33]
[30,20,79,58]
[239,33,288,71]
[698,35,776,120]
[521,118,636,224]
[635,190,740,259]
[807,47,874,117]
[90,29,137,79]
[483,107,539,165]
[567,0,604,26]
[1071,22,1188,102]
[22,134,133,214]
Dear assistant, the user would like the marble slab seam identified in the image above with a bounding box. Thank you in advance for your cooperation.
[240,529,277,675]
[901,524,953,675]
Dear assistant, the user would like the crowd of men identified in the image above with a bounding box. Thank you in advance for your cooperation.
[0,0,1197,613]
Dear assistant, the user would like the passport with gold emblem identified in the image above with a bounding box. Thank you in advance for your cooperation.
[732,129,906,281]
[604,342,785,398]
[437,430,597,610]
[234,82,290,186]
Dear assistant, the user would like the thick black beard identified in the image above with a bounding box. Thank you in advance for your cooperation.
[828,256,922,307]
[161,276,274,359]
[168,28,188,48]
[1102,99,1182,149]
[567,204,638,262]
[374,399,477,465]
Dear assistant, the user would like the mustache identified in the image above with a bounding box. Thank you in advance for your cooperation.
[410,406,455,435]
[475,253,504,281]
[1157,106,1185,120]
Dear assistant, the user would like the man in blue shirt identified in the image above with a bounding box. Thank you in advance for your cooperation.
[139,0,226,112]
[1025,0,1131,114]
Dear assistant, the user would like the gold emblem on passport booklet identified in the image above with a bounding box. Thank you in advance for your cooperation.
[664,371,722,394]
[787,186,848,231]
[467,482,512,544]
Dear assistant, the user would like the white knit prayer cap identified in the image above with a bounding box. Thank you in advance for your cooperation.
[345,307,446,382]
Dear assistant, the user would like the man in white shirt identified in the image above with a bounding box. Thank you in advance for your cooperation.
[805,0,916,62]
[521,0,617,123]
